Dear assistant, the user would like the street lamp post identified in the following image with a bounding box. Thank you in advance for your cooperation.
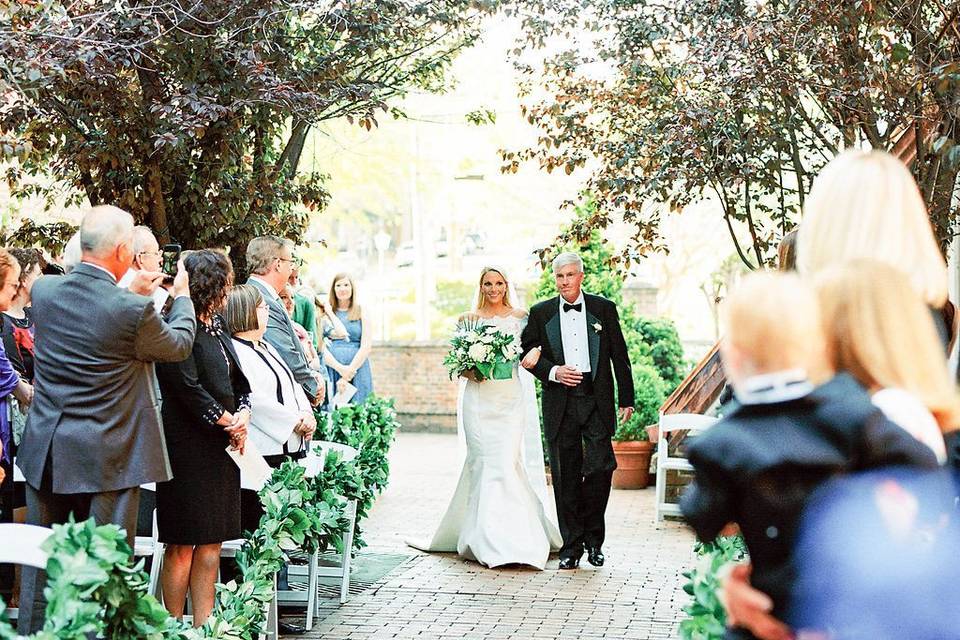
[373,230,391,341]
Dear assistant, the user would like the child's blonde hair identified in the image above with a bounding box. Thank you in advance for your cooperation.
[722,271,827,379]
[815,259,960,433]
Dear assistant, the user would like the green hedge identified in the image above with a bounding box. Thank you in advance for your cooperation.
[679,535,747,640]
[0,393,401,640]
[315,395,399,551]
[0,459,352,640]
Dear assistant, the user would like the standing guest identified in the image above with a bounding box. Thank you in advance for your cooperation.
[288,266,318,346]
[245,236,324,405]
[323,273,374,404]
[681,272,940,640]
[797,150,951,346]
[226,284,316,532]
[815,260,960,462]
[280,284,321,371]
[60,232,82,274]
[16,206,195,634]
[155,250,249,627]
[0,248,35,605]
[2,248,42,382]
[118,225,169,309]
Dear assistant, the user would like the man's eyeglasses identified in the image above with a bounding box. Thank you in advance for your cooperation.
[138,250,161,258]
[277,255,304,267]
[2,280,20,293]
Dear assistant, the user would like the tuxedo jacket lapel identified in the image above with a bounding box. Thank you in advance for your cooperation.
[545,302,564,364]
[585,296,601,380]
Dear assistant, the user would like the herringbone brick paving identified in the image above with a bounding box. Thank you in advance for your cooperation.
[297,433,695,639]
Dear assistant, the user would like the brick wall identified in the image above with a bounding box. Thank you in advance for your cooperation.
[370,341,458,432]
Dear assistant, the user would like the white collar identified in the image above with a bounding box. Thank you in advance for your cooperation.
[82,261,118,283]
[559,291,585,309]
[733,369,814,405]
[249,275,279,299]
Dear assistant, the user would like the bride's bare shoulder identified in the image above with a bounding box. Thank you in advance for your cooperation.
[509,308,529,319]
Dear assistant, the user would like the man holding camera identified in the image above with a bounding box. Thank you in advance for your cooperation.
[16,205,197,633]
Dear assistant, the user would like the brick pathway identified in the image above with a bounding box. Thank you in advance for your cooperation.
[298,433,696,639]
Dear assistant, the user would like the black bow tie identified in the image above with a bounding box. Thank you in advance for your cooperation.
[563,302,582,313]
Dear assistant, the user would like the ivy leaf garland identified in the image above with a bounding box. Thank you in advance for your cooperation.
[0,453,373,640]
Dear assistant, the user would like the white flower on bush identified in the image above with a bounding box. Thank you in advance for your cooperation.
[468,342,492,362]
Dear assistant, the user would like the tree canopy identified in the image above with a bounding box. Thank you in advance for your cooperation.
[0,0,499,267]
[506,0,960,268]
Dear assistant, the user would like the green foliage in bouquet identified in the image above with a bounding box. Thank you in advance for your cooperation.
[680,535,748,640]
[316,395,400,551]
[443,316,521,381]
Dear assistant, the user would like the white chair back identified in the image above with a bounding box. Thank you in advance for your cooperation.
[654,412,718,523]
[0,523,52,569]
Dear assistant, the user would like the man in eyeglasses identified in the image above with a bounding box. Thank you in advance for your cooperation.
[246,236,325,408]
[117,225,170,309]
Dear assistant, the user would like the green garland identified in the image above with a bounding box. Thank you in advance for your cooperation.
[679,535,748,640]
[0,459,357,640]
[315,395,399,551]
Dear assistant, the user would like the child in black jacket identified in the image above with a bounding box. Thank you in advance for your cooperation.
[680,272,939,640]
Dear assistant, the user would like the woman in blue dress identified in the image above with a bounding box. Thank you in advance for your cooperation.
[323,272,373,404]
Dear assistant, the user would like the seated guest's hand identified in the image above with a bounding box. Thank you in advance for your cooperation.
[129,271,166,296]
[520,346,541,369]
[312,379,325,406]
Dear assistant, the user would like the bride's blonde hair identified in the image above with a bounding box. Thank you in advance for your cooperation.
[475,267,513,310]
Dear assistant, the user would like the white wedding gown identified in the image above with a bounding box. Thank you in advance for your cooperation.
[410,315,562,569]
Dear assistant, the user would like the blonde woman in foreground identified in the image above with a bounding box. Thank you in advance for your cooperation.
[815,260,960,462]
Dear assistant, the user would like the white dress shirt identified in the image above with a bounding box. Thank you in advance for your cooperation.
[232,337,311,456]
[118,268,169,309]
[248,275,279,300]
[549,291,591,382]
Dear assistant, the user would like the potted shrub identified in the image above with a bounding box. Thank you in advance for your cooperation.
[611,362,664,489]
[611,420,655,489]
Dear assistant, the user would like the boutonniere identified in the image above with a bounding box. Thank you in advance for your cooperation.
[593,322,602,332]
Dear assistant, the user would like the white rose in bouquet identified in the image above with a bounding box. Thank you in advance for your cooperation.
[468,342,492,362]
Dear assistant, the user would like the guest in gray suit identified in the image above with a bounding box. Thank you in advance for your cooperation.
[16,205,196,634]
[245,236,325,407]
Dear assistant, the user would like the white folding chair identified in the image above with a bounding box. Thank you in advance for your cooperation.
[133,506,163,601]
[654,413,717,523]
[291,441,358,630]
[0,523,53,626]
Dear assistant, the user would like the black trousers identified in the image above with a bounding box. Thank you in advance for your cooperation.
[17,458,139,635]
[547,393,616,560]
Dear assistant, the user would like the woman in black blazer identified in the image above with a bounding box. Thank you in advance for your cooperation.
[155,250,250,626]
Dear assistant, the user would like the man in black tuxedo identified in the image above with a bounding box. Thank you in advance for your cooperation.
[521,252,634,569]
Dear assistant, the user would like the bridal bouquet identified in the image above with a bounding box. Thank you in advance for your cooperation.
[443,317,522,381]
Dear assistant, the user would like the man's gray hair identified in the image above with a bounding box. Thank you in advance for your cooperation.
[246,235,294,275]
[80,205,135,258]
[552,251,584,273]
[132,226,158,254]
[63,232,82,273]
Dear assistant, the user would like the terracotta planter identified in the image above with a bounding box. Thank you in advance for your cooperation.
[611,440,654,489]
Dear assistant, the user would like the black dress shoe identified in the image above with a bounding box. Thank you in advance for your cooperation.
[558,556,580,570]
[278,621,306,635]
[586,546,605,567]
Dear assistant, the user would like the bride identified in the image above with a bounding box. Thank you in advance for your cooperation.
[410,267,561,569]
